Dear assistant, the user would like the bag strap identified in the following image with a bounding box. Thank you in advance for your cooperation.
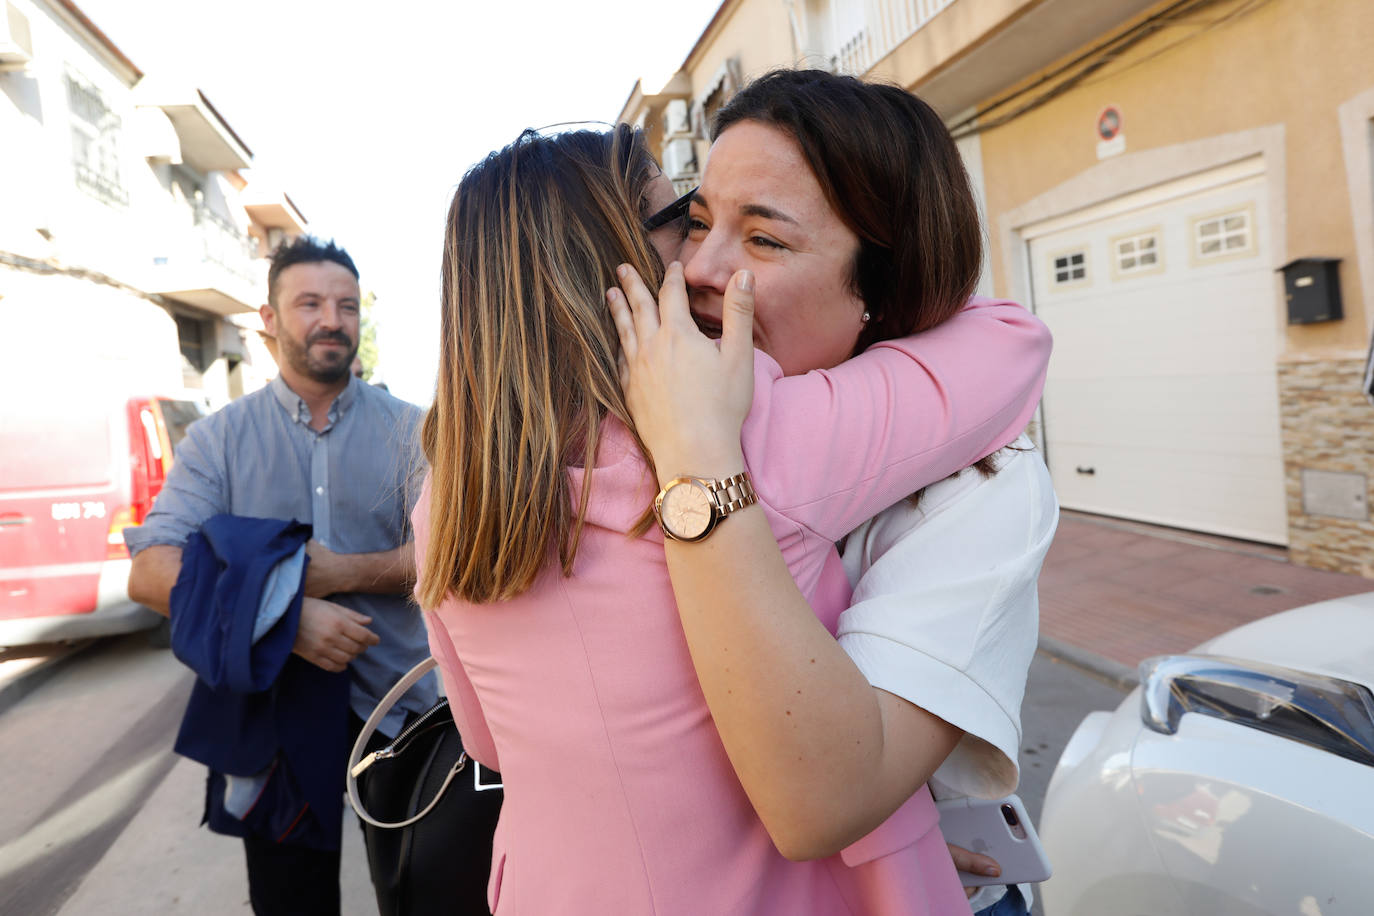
[345,655,469,829]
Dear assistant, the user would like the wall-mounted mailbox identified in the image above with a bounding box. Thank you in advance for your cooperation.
[1278,257,1342,325]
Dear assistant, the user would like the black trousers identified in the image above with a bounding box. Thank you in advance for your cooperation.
[240,714,389,916]
[243,833,342,916]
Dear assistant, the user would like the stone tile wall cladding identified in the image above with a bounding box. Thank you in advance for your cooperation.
[1279,357,1374,577]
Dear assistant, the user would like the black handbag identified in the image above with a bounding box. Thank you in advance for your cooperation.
[348,658,504,916]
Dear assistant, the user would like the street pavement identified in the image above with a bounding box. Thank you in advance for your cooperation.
[0,635,378,916]
[57,754,378,916]
[3,508,1369,914]
[1036,510,1372,683]
[1014,653,1126,831]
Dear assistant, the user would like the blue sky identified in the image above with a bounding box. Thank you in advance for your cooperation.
[77,0,722,404]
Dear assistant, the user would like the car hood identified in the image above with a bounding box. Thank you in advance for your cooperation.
[1190,592,1374,689]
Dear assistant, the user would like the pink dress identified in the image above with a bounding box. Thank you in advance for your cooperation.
[415,298,1051,915]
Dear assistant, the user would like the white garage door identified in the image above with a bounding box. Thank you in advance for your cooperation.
[1026,156,1287,544]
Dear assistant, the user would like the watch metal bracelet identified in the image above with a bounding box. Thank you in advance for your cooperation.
[706,471,758,514]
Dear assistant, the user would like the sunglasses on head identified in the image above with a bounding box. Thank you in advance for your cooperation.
[642,187,697,232]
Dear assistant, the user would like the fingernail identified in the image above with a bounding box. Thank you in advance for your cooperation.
[617,264,629,278]
[983,865,1001,877]
[606,288,617,302]
[737,270,754,293]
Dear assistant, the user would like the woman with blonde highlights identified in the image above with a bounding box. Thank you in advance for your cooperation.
[412,122,1050,914]
[418,126,663,608]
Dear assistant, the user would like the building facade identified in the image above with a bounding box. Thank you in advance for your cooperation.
[618,0,1374,576]
[1,0,306,411]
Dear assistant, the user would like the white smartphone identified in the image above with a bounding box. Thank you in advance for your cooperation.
[935,794,1053,887]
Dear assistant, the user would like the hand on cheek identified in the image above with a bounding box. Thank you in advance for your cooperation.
[606,262,755,482]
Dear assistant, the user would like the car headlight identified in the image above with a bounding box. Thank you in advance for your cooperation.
[1139,654,1374,768]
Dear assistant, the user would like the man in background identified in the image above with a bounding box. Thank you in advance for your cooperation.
[127,236,433,915]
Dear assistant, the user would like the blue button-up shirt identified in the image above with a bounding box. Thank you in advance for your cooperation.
[126,375,435,735]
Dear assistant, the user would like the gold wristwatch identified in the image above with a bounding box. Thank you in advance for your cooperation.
[654,471,758,542]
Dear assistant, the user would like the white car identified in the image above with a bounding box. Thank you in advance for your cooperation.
[1040,593,1374,915]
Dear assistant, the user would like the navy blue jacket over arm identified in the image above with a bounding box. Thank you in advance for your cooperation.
[170,514,350,849]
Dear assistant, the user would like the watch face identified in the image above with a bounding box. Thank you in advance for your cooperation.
[660,480,714,539]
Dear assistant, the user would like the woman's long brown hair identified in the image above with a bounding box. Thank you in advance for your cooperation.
[418,125,664,606]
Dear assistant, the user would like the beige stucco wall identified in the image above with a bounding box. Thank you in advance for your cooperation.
[976,0,1374,356]
[685,0,798,91]
[623,0,798,174]
[681,0,797,163]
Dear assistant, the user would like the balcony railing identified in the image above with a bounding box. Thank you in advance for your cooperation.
[831,0,959,75]
[193,202,258,286]
[73,162,130,208]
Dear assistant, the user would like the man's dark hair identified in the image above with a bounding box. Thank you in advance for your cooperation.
[712,69,983,355]
[267,236,360,308]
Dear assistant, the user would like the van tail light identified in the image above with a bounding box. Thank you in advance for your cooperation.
[127,401,153,520]
[127,398,174,524]
[107,506,135,560]
[147,404,174,480]
[136,404,171,500]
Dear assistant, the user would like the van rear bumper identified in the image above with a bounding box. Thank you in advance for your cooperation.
[0,600,163,647]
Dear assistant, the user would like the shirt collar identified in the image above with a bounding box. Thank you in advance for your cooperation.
[335,374,360,415]
[270,374,360,427]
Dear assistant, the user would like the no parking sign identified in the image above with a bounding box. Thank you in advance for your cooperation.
[1097,105,1125,159]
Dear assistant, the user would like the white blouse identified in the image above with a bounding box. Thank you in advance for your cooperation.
[838,436,1059,800]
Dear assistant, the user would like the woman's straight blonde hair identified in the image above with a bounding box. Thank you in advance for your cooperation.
[418,125,665,606]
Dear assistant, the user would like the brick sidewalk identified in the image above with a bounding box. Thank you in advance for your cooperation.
[1040,510,1372,670]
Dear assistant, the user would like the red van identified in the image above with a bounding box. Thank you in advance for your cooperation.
[0,394,206,646]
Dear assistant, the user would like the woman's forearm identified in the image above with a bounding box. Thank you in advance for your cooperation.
[658,447,961,859]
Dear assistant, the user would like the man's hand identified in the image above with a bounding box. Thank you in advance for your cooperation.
[303,540,355,598]
[948,843,1002,898]
[292,597,380,672]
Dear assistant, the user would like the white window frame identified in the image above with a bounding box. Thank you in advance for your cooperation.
[65,66,127,208]
[1110,227,1165,279]
[1190,203,1257,265]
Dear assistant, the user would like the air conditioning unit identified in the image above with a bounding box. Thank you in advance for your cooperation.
[661,137,697,182]
[0,2,34,70]
[664,99,691,137]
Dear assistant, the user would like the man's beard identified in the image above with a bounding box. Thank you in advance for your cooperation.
[279,329,357,384]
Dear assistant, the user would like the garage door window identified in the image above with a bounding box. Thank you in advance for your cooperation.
[1051,249,1089,287]
[1111,229,1163,279]
[1192,205,1256,263]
